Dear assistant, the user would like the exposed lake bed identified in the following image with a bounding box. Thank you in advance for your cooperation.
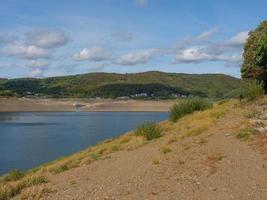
[0,98,173,112]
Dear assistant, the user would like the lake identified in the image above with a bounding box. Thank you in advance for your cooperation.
[0,112,168,175]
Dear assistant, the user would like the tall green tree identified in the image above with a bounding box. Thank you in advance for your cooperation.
[241,21,267,90]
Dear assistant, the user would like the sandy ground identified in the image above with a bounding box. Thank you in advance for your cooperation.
[0,98,174,112]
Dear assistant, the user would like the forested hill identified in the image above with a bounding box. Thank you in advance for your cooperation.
[0,71,242,99]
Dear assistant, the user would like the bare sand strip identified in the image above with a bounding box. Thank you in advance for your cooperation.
[0,98,174,112]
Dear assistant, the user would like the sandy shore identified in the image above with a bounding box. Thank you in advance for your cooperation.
[0,98,174,112]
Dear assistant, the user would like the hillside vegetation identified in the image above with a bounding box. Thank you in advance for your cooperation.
[0,71,242,99]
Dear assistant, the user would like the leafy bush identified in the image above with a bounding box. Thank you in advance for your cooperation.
[241,20,267,89]
[169,98,213,122]
[243,79,265,101]
[135,122,161,140]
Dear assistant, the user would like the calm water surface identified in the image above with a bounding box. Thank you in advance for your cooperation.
[0,112,168,175]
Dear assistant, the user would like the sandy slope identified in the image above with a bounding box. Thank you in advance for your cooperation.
[0,98,173,112]
[10,99,267,200]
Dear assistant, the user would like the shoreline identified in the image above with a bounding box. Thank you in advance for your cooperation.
[0,97,174,112]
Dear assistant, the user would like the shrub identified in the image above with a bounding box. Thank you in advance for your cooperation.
[169,98,213,122]
[243,79,265,101]
[135,122,161,140]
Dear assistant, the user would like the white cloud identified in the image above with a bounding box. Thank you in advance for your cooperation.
[29,68,44,78]
[175,28,218,50]
[135,0,149,6]
[172,30,248,67]
[226,31,249,47]
[197,27,219,41]
[117,48,159,65]
[26,29,70,49]
[2,43,50,59]
[27,60,49,68]
[174,47,242,65]
[72,47,111,62]
[175,48,213,63]
[1,29,69,61]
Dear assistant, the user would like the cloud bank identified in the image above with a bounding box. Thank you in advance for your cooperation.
[25,29,70,49]
[72,47,112,62]
[116,49,159,65]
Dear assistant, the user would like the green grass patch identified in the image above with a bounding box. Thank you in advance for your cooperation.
[235,129,252,141]
[4,170,25,182]
[50,163,69,174]
[135,122,161,140]
[90,153,100,160]
[217,99,229,105]
[243,79,265,101]
[170,98,213,122]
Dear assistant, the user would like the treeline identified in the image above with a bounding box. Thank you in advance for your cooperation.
[0,71,243,99]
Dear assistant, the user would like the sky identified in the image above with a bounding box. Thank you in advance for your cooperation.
[0,0,266,79]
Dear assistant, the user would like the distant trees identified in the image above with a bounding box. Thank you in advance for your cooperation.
[241,21,267,90]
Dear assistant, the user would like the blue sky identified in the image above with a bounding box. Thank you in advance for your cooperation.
[0,0,266,78]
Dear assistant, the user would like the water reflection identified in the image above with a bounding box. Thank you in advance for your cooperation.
[0,113,16,122]
[0,112,168,175]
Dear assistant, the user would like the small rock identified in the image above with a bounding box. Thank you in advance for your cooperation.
[254,127,267,133]
[250,119,267,126]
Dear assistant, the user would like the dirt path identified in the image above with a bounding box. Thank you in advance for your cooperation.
[14,102,267,200]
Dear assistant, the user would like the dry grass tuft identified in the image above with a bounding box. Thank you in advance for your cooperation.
[152,160,160,165]
[160,146,172,154]
[0,175,48,200]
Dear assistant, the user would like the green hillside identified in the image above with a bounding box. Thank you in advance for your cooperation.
[0,71,243,99]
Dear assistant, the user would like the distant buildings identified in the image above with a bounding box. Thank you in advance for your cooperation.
[131,93,148,98]
[116,96,130,100]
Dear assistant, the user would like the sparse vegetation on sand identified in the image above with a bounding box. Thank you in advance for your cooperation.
[169,98,213,122]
